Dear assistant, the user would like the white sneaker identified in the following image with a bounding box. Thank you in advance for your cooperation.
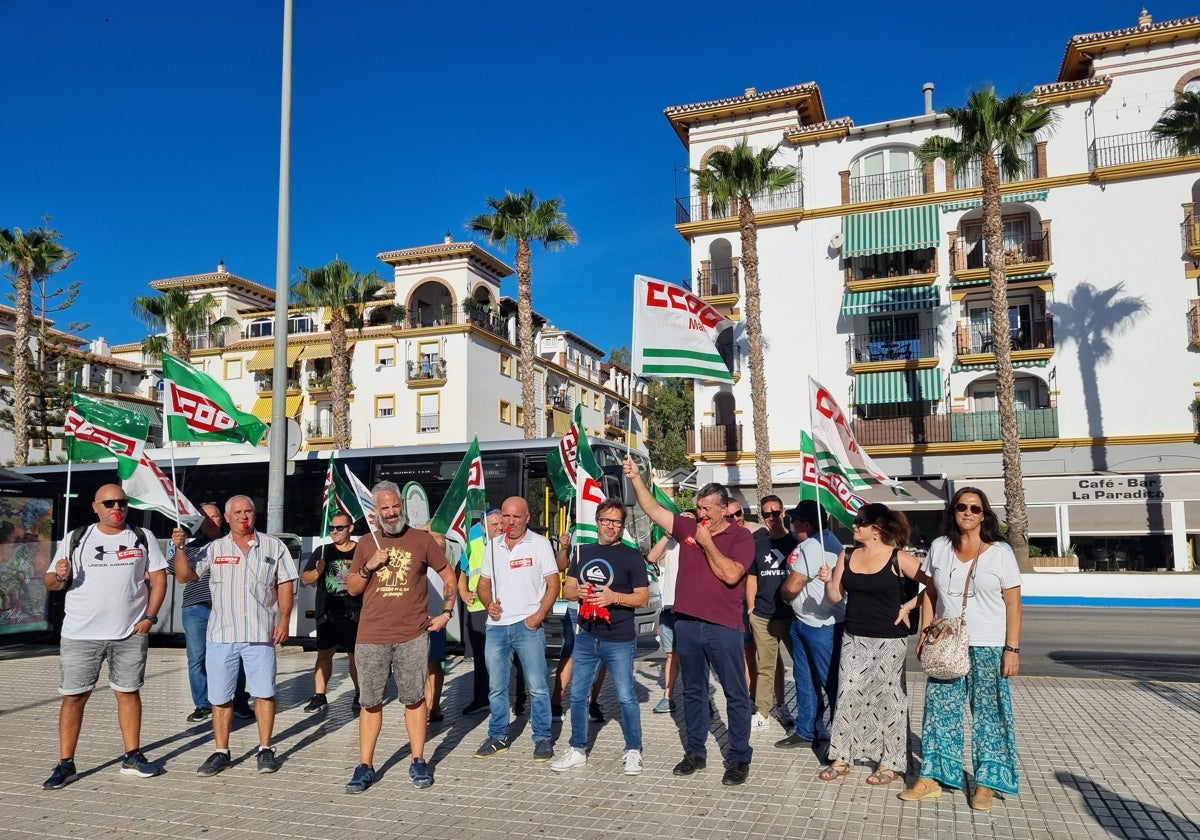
[551,747,587,772]
[751,712,772,730]
[623,749,643,776]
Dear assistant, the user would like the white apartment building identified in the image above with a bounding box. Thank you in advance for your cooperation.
[108,237,647,453]
[666,12,1200,573]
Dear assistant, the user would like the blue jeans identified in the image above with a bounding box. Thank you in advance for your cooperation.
[182,603,211,708]
[790,620,844,741]
[569,631,641,751]
[485,621,551,743]
[675,616,752,763]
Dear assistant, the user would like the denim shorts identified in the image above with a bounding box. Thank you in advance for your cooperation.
[658,608,677,654]
[357,635,429,707]
[59,634,150,695]
[207,642,277,704]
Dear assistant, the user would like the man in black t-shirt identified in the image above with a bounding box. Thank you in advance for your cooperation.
[550,499,649,776]
[300,513,362,713]
[747,495,798,731]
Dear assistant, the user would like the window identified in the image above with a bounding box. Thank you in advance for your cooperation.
[418,392,439,432]
[864,314,920,360]
[375,344,395,367]
[499,400,512,424]
[499,353,512,376]
[580,387,589,407]
[288,314,314,334]
[515,405,525,428]
[247,318,272,338]
[375,396,395,418]
[593,392,601,410]
[962,215,1032,269]
[224,359,242,380]
[968,299,1034,352]
[849,147,922,202]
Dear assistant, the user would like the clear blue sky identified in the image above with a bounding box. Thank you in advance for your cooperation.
[5,2,1195,357]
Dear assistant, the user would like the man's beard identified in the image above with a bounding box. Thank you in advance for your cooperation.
[379,514,406,536]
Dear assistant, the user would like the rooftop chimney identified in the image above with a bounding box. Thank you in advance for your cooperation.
[1138,8,1152,26]
[217,260,227,273]
[444,230,453,244]
[923,83,935,115]
[744,87,757,97]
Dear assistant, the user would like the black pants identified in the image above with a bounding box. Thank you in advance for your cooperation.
[466,609,490,706]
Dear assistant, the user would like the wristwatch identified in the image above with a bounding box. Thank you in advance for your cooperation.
[1003,645,1019,653]
[143,615,158,626]
[441,609,454,617]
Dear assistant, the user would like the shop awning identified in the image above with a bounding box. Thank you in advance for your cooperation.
[842,285,940,316]
[842,204,940,258]
[246,348,274,372]
[940,189,1048,213]
[854,368,943,404]
[250,395,303,421]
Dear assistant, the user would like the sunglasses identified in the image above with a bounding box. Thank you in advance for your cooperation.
[955,503,984,515]
[330,525,348,531]
[763,510,782,519]
[853,516,873,528]
[726,511,744,520]
[99,499,130,509]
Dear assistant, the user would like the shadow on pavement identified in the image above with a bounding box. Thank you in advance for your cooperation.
[1047,651,1200,683]
[1058,771,1199,839]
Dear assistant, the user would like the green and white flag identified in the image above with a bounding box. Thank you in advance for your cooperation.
[809,376,908,496]
[322,453,365,532]
[632,274,734,381]
[546,422,579,501]
[430,437,487,555]
[117,449,204,531]
[162,353,267,446]
[650,482,681,545]
[799,431,866,529]
[566,405,638,550]
[64,392,149,462]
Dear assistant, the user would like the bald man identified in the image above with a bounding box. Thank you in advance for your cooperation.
[42,484,168,789]
[474,496,558,762]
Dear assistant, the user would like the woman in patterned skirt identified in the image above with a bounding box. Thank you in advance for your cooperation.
[900,487,1021,810]
[816,503,930,785]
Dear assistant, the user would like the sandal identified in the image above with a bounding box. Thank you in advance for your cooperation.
[866,768,901,786]
[818,761,850,781]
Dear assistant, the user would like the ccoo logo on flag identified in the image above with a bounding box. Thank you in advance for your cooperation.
[168,382,236,433]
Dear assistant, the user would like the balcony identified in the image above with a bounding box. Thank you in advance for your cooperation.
[956,146,1038,189]
[955,316,1055,360]
[418,412,440,433]
[951,230,1053,286]
[463,303,509,339]
[675,185,804,225]
[698,265,739,299]
[1089,130,1176,170]
[687,423,742,454]
[848,168,925,204]
[305,418,349,446]
[851,408,1059,445]
[255,377,301,395]
[407,358,447,384]
[847,328,938,365]
[1182,214,1200,261]
[950,408,1058,441]
[1188,301,1200,349]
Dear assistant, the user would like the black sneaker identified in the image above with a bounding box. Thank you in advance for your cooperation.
[345,763,374,794]
[352,693,362,715]
[721,760,750,786]
[672,753,707,776]
[588,701,604,723]
[196,751,231,777]
[428,710,444,723]
[774,733,812,749]
[119,749,161,778]
[256,747,281,774]
[462,701,488,715]
[532,739,554,762]
[234,702,255,720]
[43,759,78,790]
[473,736,510,758]
[303,694,328,713]
[186,706,212,723]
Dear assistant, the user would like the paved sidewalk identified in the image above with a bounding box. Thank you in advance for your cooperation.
[3,645,1199,840]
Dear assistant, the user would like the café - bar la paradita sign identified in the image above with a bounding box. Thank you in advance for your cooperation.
[961,473,1200,506]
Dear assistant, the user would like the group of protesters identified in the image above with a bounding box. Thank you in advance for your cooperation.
[41,464,1021,808]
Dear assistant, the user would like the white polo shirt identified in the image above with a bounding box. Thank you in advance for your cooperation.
[481,528,558,627]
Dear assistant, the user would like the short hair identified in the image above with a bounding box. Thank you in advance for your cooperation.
[760,494,783,510]
[371,480,401,503]
[697,482,730,506]
[789,500,827,530]
[224,495,255,515]
[596,498,627,522]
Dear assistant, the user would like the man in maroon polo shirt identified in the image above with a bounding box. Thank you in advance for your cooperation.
[622,456,755,786]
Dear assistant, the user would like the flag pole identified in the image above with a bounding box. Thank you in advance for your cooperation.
[62,449,74,542]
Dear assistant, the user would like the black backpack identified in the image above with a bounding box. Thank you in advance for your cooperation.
[61,524,151,590]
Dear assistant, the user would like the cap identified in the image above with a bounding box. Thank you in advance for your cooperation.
[788,500,822,527]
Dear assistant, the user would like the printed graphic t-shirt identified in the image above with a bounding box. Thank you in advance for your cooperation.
[351,527,447,645]
[568,542,649,642]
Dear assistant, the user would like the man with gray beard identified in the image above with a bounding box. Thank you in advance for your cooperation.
[343,482,455,793]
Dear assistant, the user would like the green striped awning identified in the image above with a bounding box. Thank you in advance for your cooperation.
[940,190,1048,213]
[952,359,1050,372]
[842,285,940,316]
[842,205,940,258]
[854,368,943,405]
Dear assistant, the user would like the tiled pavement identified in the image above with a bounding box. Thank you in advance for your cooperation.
[3,644,1199,840]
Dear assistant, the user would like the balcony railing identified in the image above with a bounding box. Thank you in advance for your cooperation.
[463,304,508,338]
[698,265,739,298]
[851,408,1058,445]
[407,359,447,381]
[1089,130,1177,170]
[305,418,349,440]
[958,230,1050,271]
[950,407,1058,441]
[847,327,938,364]
[418,412,440,433]
[848,168,925,203]
[956,316,1055,354]
[1188,301,1200,348]
[687,423,742,453]
[1182,218,1200,252]
[675,185,804,224]
[957,146,1037,189]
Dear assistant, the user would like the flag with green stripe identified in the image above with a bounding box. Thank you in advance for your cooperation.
[632,274,734,381]
[799,431,866,529]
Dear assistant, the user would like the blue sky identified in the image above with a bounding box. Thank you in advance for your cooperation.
[5,1,1196,357]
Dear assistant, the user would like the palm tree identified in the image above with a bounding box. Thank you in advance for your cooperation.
[917,89,1057,570]
[690,136,798,500]
[132,288,237,361]
[468,189,578,439]
[293,257,384,449]
[0,226,72,467]
[1151,90,1200,156]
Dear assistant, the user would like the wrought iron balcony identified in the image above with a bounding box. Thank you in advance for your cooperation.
[852,414,951,445]
[1188,301,1200,349]
[847,328,939,364]
[675,185,804,225]
[1089,130,1177,170]
[957,230,1050,271]
[697,265,739,298]
[407,358,447,382]
[418,412,440,433]
[848,168,925,203]
[956,146,1038,189]
[955,316,1055,355]
[852,408,1058,445]
[686,423,742,453]
[950,407,1058,441]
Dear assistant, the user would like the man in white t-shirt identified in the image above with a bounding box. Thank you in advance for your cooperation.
[474,496,558,762]
[41,484,169,790]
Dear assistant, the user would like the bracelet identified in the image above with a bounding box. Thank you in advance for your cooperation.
[359,566,373,579]
[615,593,621,607]
[1003,645,1020,653]
[442,608,454,616]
